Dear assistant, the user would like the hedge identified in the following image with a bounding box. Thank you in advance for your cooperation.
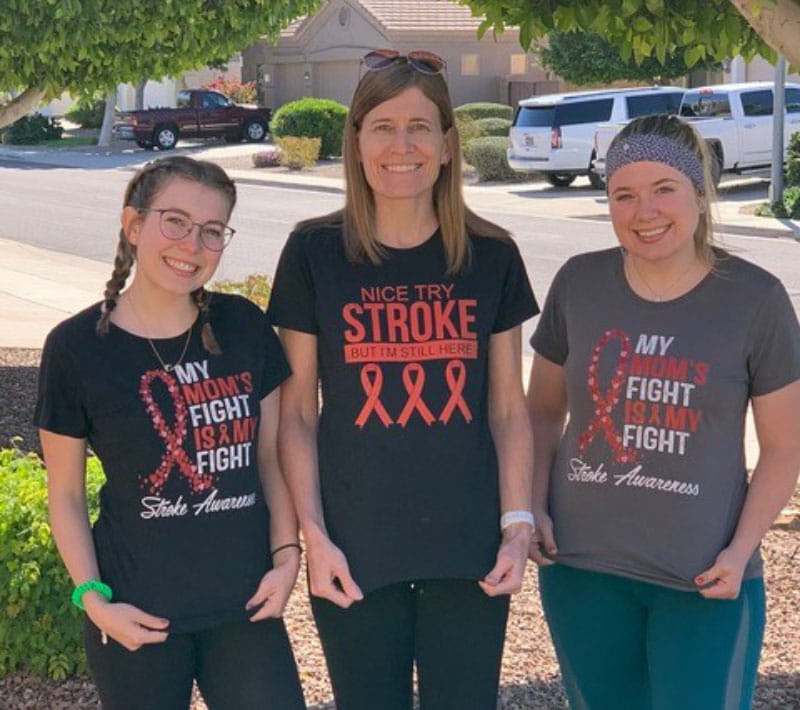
[270,98,348,158]
[454,102,513,121]
[463,136,523,182]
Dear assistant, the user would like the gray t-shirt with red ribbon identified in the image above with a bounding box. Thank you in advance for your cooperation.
[532,248,800,591]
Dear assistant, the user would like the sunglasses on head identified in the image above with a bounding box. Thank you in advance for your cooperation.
[362,49,446,76]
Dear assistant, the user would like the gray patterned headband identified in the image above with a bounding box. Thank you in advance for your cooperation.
[606,134,705,193]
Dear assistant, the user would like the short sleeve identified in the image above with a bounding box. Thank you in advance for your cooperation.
[746,280,800,397]
[530,262,570,366]
[33,328,89,438]
[260,313,292,399]
[491,240,539,333]
[267,230,318,334]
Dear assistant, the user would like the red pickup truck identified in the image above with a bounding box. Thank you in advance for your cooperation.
[114,89,271,150]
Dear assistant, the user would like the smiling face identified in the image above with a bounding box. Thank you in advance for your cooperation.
[357,86,451,208]
[124,176,231,298]
[608,160,703,267]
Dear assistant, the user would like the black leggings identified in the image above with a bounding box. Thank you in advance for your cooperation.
[311,578,510,710]
[83,616,305,710]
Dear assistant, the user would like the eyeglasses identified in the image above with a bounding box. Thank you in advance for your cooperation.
[362,49,446,76]
[142,208,235,252]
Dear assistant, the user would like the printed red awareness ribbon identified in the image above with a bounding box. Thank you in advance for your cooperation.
[578,329,637,464]
[355,363,393,428]
[397,363,436,427]
[139,370,213,494]
[439,360,472,424]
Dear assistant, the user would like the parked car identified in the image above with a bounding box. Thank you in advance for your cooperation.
[593,82,800,184]
[507,86,685,188]
[114,90,271,150]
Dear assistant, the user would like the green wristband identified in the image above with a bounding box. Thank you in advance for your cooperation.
[71,580,113,611]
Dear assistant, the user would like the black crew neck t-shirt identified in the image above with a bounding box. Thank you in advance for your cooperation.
[35,294,290,632]
[268,225,538,593]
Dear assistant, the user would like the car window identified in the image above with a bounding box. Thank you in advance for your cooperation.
[176,92,192,109]
[626,92,684,118]
[514,106,556,127]
[785,88,800,114]
[202,93,230,109]
[554,98,613,125]
[741,90,773,117]
[680,92,732,118]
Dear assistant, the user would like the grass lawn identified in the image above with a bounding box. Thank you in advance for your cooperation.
[39,136,96,147]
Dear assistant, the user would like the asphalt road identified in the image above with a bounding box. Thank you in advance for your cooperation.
[1,160,798,353]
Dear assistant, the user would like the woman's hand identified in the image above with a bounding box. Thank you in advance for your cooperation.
[246,547,302,621]
[695,547,749,600]
[306,532,363,608]
[528,508,558,566]
[84,593,169,652]
[480,522,532,596]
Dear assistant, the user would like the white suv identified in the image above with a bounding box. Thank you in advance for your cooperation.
[507,86,685,188]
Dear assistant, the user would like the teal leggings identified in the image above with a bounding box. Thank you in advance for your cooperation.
[539,564,765,710]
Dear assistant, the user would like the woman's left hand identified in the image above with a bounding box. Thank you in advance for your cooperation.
[479,523,532,597]
[245,548,301,621]
[694,547,749,600]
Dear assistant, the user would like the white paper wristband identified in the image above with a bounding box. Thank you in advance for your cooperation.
[500,510,535,531]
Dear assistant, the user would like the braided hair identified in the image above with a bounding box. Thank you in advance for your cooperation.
[96,156,236,354]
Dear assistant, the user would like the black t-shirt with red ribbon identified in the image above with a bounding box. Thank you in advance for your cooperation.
[35,294,290,632]
[267,225,538,594]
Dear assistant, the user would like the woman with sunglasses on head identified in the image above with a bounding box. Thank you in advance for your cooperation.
[527,114,800,709]
[268,49,538,709]
[35,156,305,709]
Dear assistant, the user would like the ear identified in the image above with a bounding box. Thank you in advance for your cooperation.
[121,206,143,244]
[441,127,454,166]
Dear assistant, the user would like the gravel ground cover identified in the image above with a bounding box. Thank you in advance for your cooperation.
[1,347,797,708]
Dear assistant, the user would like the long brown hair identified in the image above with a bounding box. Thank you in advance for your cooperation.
[96,156,236,353]
[297,56,509,274]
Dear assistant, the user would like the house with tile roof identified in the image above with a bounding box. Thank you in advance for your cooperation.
[242,0,558,110]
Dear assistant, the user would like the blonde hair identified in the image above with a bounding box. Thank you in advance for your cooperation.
[610,114,720,265]
[96,156,236,353]
[297,57,509,274]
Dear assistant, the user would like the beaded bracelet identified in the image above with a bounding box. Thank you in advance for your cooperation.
[271,542,303,557]
[71,580,113,611]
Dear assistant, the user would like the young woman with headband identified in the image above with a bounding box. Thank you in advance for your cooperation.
[527,114,800,709]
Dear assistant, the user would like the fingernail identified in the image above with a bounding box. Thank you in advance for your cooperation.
[696,576,705,584]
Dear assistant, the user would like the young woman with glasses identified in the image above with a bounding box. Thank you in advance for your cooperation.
[268,50,538,709]
[35,156,305,709]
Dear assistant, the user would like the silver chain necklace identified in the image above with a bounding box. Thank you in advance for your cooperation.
[127,296,193,372]
[624,250,698,302]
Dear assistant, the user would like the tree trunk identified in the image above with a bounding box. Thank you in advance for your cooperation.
[729,0,800,69]
[96,91,116,147]
[0,87,46,130]
[135,79,147,110]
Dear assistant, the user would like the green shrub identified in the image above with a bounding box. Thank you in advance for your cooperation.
[211,274,272,308]
[1,113,63,145]
[783,185,800,218]
[463,136,522,182]
[455,115,481,149]
[0,448,105,678]
[472,117,512,138]
[276,136,321,170]
[65,99,105,128]
[786,131,800,187]
[271,98,348,158]
[454,102,513,121]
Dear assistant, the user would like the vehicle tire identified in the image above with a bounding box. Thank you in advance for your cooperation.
[136,139,153,150]
[546,173,577,188]
[243,119,268,143]
[153,124,179,150]
[587,153,606,190]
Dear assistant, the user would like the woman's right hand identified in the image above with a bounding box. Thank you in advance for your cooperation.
[528,508,558,566]
[306,532,364,609]
[84,593,170,651]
